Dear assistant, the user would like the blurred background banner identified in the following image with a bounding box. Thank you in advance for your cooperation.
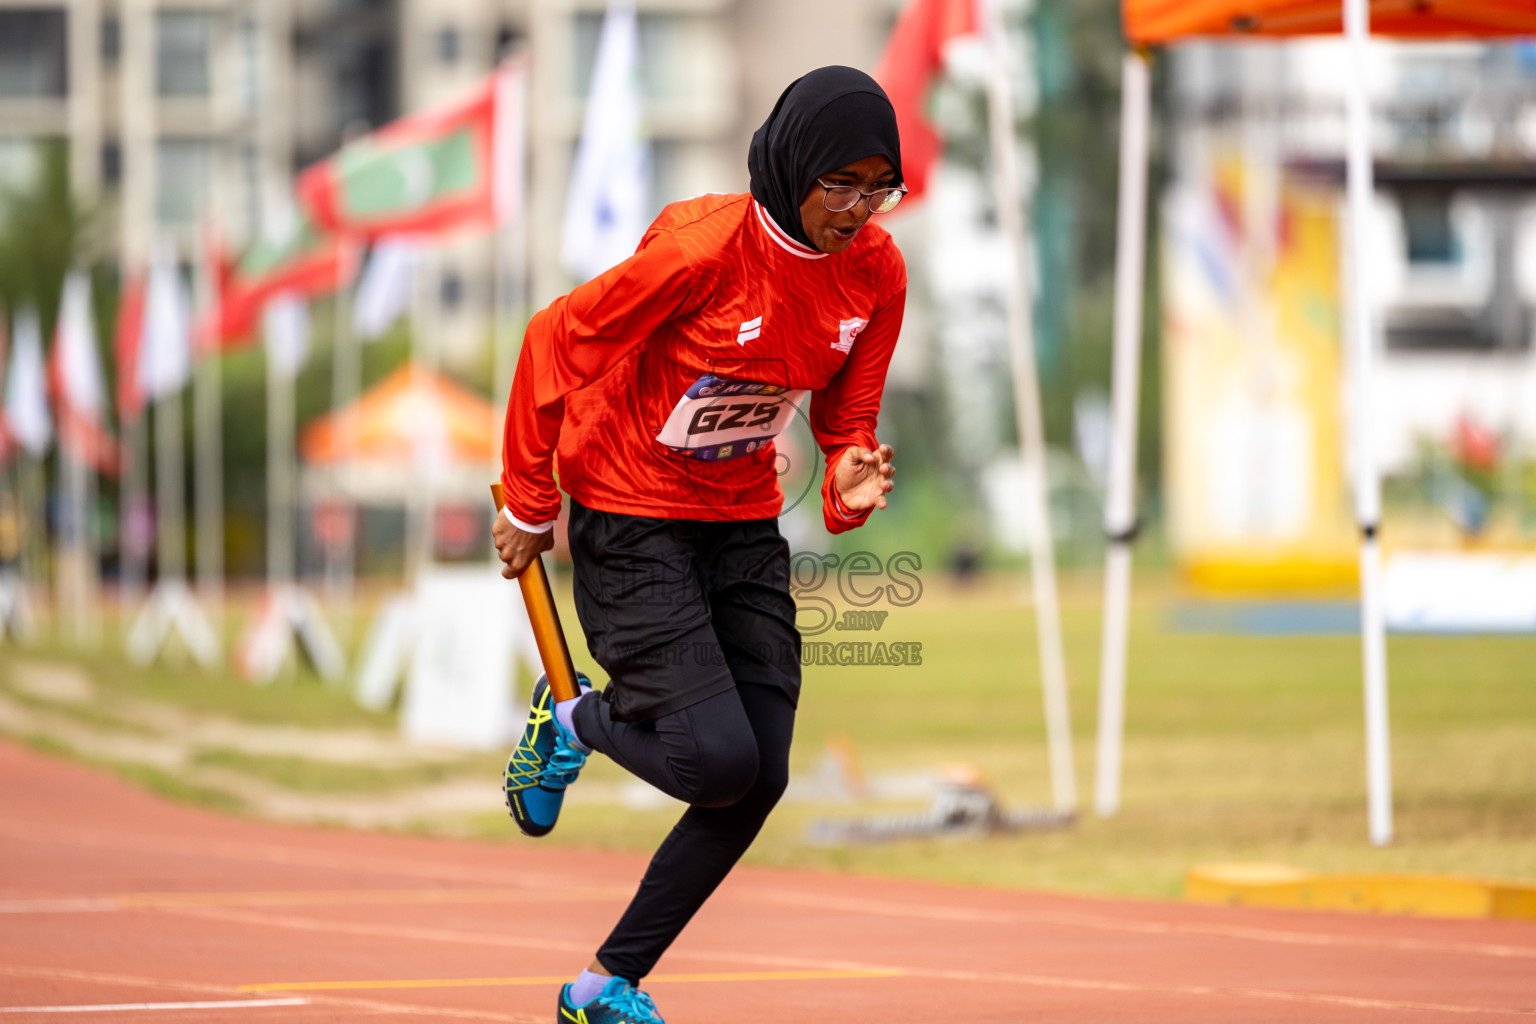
[1164,165,1353,591]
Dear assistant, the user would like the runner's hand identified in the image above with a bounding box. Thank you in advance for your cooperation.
[493,512,555,579]
[832,443,895,512]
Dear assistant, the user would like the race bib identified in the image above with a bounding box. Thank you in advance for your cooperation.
[654,374,808,461]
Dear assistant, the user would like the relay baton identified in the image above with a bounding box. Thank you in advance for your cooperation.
[491,483,582,703]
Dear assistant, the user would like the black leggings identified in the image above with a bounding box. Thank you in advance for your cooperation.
[572,682,794,982]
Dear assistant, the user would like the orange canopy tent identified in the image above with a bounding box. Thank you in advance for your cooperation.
[299,366,500,503]
[301,365,498,465]
[1096,0,1536,844]
[1123,0,1536,43]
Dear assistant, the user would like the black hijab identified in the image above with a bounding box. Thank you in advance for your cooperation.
[747,66,903,252]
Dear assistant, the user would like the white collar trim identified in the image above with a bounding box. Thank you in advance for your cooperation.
[753,202,826,260]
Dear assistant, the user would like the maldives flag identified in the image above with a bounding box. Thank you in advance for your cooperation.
[873,0,979,203]
[296,58,525,240]
[49,271,118,474]
[199,203,358,348]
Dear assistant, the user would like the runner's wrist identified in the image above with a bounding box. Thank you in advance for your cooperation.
[503,506,556,533]
[828,467,865,521]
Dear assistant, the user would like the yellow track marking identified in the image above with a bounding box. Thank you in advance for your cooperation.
[240,969,904,993]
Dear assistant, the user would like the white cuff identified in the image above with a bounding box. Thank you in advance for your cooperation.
[830,482,864,521]
[503,506,555,533]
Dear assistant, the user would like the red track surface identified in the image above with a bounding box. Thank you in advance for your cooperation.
[1,740,1533,1022]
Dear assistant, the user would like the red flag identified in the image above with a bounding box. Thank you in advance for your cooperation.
[49,272,118,475]
[114,270,147,425]
[873,0,979,204]
[296,63,520,240]
[193,221,237,358]
[196,205,358,350]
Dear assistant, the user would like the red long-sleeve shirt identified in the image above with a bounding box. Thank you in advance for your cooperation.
[500,192,907,534]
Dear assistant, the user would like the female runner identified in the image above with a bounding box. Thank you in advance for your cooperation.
[495,65,907,1024]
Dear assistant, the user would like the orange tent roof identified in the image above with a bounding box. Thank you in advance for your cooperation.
[300,365,499,464]
[1124,1,1536,45]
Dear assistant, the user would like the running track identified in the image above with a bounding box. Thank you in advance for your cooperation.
[1,741,1533,1022]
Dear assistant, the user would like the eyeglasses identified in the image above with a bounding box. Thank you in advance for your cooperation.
[818,179,908,215]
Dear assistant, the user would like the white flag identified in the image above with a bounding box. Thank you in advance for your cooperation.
[4,306,51,457]
[139,241,192,401]
[561,0,650,281]
[54,270,107,422]
[352,237,419,341]
[264,294,309,379]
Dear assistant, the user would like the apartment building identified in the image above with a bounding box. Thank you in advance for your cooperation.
[1,0,903,367]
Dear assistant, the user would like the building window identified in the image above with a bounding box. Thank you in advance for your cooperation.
[440,270,464,311]
[101,140,122,185]
[437,26,461,66]
[156,11,216,98]
[0,10,68,98]
[495,24,522,60]
[101,15,121,66]
[1401,192,1462,266]
[156,138,213,224]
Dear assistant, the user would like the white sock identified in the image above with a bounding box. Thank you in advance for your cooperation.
[554,687,592,752]
[568,968,609,1006]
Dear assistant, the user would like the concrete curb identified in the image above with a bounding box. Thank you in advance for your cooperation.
[1186,863,1536,920]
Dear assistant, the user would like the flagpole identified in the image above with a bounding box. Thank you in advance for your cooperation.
[57,429,89,645]
[327,252,359,649]
[406,246,439,581]
[55,272,102,648]
[0,461,25,639]
[120,418,148,633]
[492,54,528,423]
[154,383,187,597]
[6,307,52,637]
[20,454,46,633]
[84,446,99,644]
[984,0,1076,813]
[119,417,148,632]
[127,239,217,670]
[1344,0,1392,847]
[118,0,153,639]
[266,310,296,662]
[193,231,225,650]
[1094,48,1152,820]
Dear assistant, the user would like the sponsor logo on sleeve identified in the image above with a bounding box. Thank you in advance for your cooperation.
[834,317,868,354]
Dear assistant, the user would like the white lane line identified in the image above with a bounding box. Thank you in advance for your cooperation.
[0,998,307,1014]
[747,888,1536,962]
[0,901,117,914]
[0,886,631,915]
[0,968,535,1024]
[0,821,568,890]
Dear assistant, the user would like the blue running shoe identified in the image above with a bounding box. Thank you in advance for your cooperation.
[504,674,589,837]
[557,976,665,1024]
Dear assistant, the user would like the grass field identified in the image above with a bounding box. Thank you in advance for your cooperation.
[2,574,1533,901]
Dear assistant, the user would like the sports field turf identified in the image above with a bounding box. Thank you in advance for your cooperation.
[2,574,1532,901]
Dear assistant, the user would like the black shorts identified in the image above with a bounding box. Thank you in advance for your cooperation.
[567,499,801,722]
